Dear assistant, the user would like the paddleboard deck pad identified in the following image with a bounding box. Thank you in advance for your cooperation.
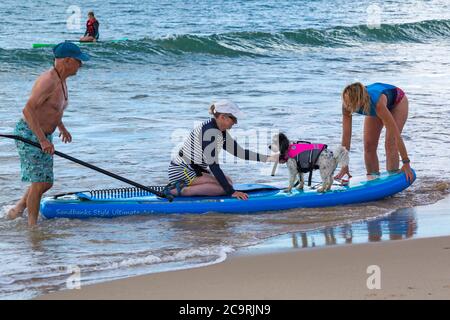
[40,170,415,219]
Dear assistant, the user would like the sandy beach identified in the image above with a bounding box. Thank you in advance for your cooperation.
[38,235,450,300]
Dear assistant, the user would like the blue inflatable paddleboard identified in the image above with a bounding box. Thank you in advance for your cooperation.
[40,170,415,219]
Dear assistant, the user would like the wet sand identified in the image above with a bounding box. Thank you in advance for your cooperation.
[38,235,450,300]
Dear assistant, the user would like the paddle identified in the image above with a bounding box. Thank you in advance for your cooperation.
[0,134,172,201]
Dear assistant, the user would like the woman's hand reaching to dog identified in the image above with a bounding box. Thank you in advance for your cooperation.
[266,153,280,163]
[267,153,287,164]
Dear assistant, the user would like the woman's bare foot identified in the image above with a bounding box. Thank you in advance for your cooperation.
[6,206,25,220]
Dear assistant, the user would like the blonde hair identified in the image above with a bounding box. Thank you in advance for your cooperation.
[342,82,370,114]
[209,104,222,118]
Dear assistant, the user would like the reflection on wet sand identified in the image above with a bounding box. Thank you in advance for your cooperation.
[290,209,418,249]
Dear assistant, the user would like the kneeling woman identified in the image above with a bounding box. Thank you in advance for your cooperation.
[167,100,277,200]
[335,82,414,182]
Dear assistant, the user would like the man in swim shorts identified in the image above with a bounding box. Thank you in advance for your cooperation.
[7,42,89,226]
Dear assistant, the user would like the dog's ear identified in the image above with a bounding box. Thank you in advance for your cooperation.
[278,133,290,154]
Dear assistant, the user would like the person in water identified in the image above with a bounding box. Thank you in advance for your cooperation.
[167,100,278,200]
[6,42,89,226]
[335,82,414,182]
[79,11,99,42]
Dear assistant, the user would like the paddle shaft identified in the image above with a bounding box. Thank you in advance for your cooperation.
[0,134,170,200]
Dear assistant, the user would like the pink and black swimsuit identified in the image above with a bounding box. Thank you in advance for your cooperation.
[357,83,406,117]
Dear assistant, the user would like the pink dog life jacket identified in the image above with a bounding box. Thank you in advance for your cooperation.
[287,143,327,160]
[285,142,327,186]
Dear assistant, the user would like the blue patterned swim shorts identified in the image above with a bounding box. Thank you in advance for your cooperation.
[14,119,54,183]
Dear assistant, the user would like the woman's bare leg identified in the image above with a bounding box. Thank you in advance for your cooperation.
[385,96,409,171]
[190,173,233,186]
[182,183,227,196]
[178,173,233,196]
[363,116,384,175]
[79,36,96,42]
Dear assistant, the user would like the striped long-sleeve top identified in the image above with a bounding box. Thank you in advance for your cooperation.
[172,118,268,195]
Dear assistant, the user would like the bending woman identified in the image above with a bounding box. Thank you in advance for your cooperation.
[167,100,277,200]
[335,82,414,182]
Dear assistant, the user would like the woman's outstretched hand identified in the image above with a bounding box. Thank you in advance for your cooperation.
[267,154,280,162]
[232,191,249,200]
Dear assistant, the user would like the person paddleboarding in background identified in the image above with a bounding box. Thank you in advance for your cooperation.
[6,42,89,226]
[80,11,99,42]
[166,100,279,200]
[335,82,414,182]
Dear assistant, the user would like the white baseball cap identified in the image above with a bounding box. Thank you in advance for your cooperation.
[209,99,244,118]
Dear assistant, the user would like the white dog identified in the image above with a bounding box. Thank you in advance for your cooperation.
[270,133,349,193]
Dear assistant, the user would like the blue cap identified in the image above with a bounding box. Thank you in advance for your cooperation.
[53,42,90,61]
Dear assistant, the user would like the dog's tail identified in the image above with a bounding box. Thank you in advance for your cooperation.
[333,146,349,168]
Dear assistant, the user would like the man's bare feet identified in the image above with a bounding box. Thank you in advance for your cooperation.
[6,206,25,220]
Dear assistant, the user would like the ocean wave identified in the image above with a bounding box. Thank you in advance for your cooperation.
[86,19,450,57]
[1,19,449,64]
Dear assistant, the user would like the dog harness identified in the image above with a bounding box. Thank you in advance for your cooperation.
[285,142,327,186]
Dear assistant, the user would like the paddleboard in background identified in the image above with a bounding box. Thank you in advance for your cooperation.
[40,170,416,219]
[32,38,128,48]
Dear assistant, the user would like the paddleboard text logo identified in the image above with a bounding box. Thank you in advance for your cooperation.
[366,4,382,29]
[366,265,381,290]
[66,265,81,290]
[66,5,81,31]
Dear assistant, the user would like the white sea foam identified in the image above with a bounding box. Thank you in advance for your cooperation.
[96,246,234,272]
